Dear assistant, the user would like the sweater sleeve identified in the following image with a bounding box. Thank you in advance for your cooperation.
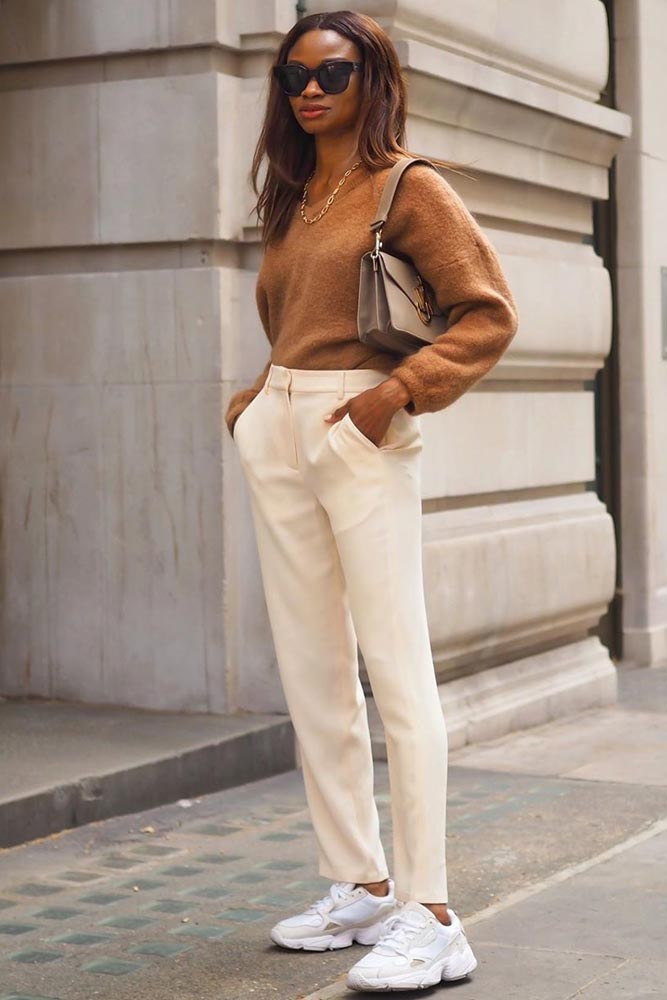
[224,276,272,439]
[381,164,518,415]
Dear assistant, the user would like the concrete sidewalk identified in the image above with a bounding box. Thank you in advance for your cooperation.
[0,664,665,999]
[306,820,667,999]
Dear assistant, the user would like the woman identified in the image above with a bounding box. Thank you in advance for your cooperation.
[226,9,517,992]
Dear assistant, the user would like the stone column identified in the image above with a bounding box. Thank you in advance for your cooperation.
[0,0,296,711]
[615,0,667,666]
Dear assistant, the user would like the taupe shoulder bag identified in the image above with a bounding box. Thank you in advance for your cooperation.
[357,156,449,357]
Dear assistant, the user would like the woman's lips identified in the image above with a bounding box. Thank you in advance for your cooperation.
[300,108,329,118]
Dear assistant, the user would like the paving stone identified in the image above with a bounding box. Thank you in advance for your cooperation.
[261,860,305,871]
[0,900,16,910]
[193,853,242,865]
[0,924,37,936]
[259,833,299,842]
[52,871,103,884]
[31,907,84,921]
[216,907,271,923]
[249,891,306,907]
[129,940,193,957]
[227,872,267,884]
[7,950,63,964]
[99,855,143,870]
[128,845,180,857]
[98,915,155,930]
[11,884,61,897]
[193,824,242,836]
[159,866,204,878]
[119,878,166,891]
[78,892,129,906]
[290,822,314,831]
[180,887,230,900]
[80,957,144,975]
[50,932,112,945]
[170,924,232,940]
[144,900,192,914]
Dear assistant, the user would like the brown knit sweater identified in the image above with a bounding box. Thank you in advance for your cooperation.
[225,160,517,438]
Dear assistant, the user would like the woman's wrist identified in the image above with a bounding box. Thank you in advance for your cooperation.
[380,375,412,412]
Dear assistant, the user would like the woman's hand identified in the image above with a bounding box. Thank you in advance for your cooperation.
[324,376,412,447]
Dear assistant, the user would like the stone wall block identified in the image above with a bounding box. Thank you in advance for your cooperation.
[0,85,99,250]
[421,391,596,499]
[0,270,223,386]
[0,386,104,700]
[421,495,616,670]
[306,0,609,100]
[99,74,219,244]
[101,383,225,711]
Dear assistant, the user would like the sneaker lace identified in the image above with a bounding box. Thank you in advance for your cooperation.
[373,910,424,957]
[305,881,354,918]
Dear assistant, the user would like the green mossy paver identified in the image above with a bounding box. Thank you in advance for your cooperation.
[129,940,192,957]
[0,924,37,936]
[119,878,166,891]
[144,900,191,914]
[159,866,204,878]
[180,887,229,900]
[98,855,142,870]
[0,900,16,910]
[259,833,299,842]
[227,872,267,884]
[50,932,112,945]
[7,950,63,964]
[193,853,242,864]
[78,892,129,906]
[98,915,155,930]
[53,871,102,884]
[31,907,84,921]
[169,924,232,940]
[193,824,242,836]
[216,907,271,923]
[80,957,144,976]
[249,892,305,907]
[128,845,180,857]
[11,884,61,897]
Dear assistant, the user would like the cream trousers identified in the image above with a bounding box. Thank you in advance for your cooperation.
[233,363,449,903]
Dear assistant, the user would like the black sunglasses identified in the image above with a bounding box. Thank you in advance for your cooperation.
[273,60,363,96]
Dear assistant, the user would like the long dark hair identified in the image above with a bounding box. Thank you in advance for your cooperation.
[250,10,461,246]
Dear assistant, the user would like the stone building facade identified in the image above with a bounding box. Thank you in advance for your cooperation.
[0,1,663,747]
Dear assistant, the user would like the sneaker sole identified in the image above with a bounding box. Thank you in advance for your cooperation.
[346,934,478,990]
[270,921,386,952]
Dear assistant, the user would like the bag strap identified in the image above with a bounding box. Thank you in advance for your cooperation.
[370,156,439,234]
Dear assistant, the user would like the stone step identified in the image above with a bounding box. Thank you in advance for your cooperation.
[0,698,295,848]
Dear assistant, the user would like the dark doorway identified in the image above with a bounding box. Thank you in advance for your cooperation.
[593,0,622,659]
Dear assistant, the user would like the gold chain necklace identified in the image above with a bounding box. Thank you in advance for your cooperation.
[300,160,362,224]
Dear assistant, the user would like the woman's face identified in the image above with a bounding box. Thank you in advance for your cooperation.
[283,29,364,138]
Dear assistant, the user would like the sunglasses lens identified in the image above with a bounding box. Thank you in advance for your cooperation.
[319,62,353,93]
[275,65,307,95]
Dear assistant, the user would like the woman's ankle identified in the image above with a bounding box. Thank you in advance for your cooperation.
[355,878,390,897]
[422,902,451,925]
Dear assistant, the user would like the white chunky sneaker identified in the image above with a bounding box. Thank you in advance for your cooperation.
[269,879,398,951]
[346,900,477,991]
